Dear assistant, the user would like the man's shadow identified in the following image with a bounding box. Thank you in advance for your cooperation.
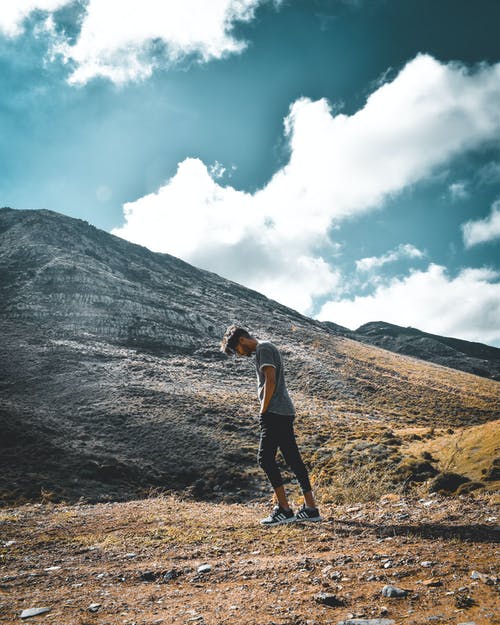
[297,518,500,544]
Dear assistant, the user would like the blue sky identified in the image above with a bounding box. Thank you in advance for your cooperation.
[1,0,499,345]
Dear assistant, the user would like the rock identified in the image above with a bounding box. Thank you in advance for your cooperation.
[314,592,344,607]
[163,569,180,582]
[337,618,394,625]
[4,540,16,547]
[44,566,61,572]
[20,608,51,619]
[197,564,212,573]
[420,561,434,568]
[140,571,158,581]
[381,585,408,598]
[88,603,101,612]
[470,570,496,584]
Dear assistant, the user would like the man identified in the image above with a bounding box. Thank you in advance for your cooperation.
[220,325,322,526]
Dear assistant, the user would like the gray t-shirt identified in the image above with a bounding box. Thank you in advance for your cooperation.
[255,340,295,416]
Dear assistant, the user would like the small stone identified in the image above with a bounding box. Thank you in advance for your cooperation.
[44,566,61,572]
[470,570,496,584]
[124,552,136,558]
[314,592,344,607]
[383,561,393,569]
[420,561,434,568]
[457,622,476,625]
[163,569,179,582]
[197,564,212,573]
[381,585,408,598]
[4,540,16,547]
[88,603,101,612]
[140,571,158,582]
[20,608,51,619]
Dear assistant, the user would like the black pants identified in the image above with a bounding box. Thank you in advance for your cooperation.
[257,412,312,494]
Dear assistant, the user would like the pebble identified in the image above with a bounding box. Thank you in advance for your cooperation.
[420,561,434,568]
[4,540,16,547]
[470,570,496,583]
[88,603,101,612]
[314,592,344,607]
[381,585,408,598]
[197,564,212,573]
[20,608,51,619]
[44,566,61,572]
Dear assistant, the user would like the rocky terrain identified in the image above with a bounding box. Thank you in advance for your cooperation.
[1,492,498,625]
[0,207,499,507]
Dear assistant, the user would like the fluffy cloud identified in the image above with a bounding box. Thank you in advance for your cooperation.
[0,0,70,37]
[462,199,500,247]
[0,0,271,84]
[114,55,500,321]
[318,264,500,344]
[356,244,424,272]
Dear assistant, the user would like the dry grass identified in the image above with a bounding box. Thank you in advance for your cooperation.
[406,419,500,487]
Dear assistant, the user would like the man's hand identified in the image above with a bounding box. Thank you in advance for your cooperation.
[260,365,276,414]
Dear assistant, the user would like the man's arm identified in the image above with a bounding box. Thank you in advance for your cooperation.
[260,365,276,414]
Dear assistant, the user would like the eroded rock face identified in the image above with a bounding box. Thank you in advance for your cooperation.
[0,208,326,351]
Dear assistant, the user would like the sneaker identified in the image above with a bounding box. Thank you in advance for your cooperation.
[260,505,296,526]
[295,504,322,522]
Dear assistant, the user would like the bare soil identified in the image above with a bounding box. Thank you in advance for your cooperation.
[1,493,498,625]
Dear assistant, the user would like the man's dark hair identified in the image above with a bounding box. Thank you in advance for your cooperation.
[220,325,250,355]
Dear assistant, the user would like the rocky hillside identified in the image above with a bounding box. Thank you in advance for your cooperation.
[0,207,499,505]
[353,321,500,381]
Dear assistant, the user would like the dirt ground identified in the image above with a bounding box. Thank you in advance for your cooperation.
[1,493,499,625]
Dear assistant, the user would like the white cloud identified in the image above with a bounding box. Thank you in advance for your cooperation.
[0,0,270,83]
[113,55,500,326]
[449,181,469,201]
[462,199,500,247]
[58,0,266,84]
[318,264,500,344]
[0,0,71,37]
[356,243,424,272]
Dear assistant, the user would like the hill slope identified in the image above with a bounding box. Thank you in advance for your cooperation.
[354,321,500,380]
[0,208,499,504]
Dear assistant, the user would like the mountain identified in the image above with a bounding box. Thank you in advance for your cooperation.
[321,321,500,380]
[1,207,499,505]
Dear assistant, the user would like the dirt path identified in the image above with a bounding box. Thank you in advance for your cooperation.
[1,494,499,624]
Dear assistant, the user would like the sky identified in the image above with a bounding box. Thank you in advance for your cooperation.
[1,0,500,346]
